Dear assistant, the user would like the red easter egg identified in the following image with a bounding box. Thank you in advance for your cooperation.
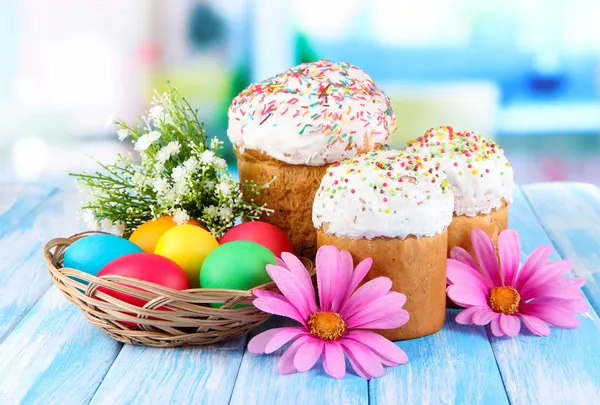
[97,253,190,307]
[220,221,294,257]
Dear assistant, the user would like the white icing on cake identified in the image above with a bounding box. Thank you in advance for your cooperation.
[227,59,396,166]
[312,150,454,240]
[405,126,514,217]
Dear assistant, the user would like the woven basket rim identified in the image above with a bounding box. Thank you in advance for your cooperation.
[43,231,315,347]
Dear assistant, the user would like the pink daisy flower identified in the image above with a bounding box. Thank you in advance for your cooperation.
[248,245,409,380]
[447,228,588,337]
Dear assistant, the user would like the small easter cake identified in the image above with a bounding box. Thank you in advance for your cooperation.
[405,126,514,256]
[313,150,454,340]
[228,59,396,256]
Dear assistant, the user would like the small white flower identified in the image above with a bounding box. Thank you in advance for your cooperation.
[218,206,233,219]
[199,150,215,165]
[205,179,216,190]
[216,181,232,196]
[156,141,181,162]
[153,161,165,173]
[184,157,198,172]
[135,131,161,152]
[112,221,126,236]
[100,218,114,230]
[213,157,227,171]
[117,128,130,141]
[173,209,190,225]
[153,177,170,195]
[210,137,222,150]
[149,105,165,122]
[173,180,187,196]
[172,166,187,183]
[83,210,99,230]
[204,205,218,217]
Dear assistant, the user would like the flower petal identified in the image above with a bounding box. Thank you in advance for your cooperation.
[521,314,551,336]
[447,284,488,308]
[514,245,553,290]
[265,327,309,354]
[450,246,479,270]
[519,302,580,329]
[524,284,584,301]
[280,252,318,313]
[278,335,311,375]
[560,277,586,289]
[472,308,496,326]
[346,258,374,299]
[315,245,341,311]
[331,250,355,312]
[454,306,485,324]
[265,264,312,319]
[345,349,370,379]
[344,330,408,365]
[323,341,346,380]
[252,288,289,301]
[447,259,492,292]
[519,260,572,297]
[253,297,307,327]
[471,228,502,286]
[532,297,589,314]
[248,328,287,354]
[346,292,409,330]
[340,277,394,320]
[294,339,324,372]
[489,313,503,336]
[499,314,521,337]
[340,340,384,379]
[498,229,521,286]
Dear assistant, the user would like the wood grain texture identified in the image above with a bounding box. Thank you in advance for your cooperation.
[0,190,86,342]
[0,288,122,405]
[90,337,247,405]
[0,185,54,237]
[522,183,600,316]
[370,310,509,405]
[229,318,368,405]
[488,186,600,405]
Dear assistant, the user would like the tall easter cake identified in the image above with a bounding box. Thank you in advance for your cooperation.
[313,151,454,339]
[228,59,396,256]
[405,126,514,256]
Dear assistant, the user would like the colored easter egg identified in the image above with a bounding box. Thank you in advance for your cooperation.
[200,241,275,294]
[154,224,219,288]
[129,216,205,253]
[64,233,143,276]
[220,221,294,257]
[97,253,190,307]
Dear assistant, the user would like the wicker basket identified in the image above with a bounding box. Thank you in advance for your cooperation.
[44,231,314,347]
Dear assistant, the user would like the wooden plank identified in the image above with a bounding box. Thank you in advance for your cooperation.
[0,190,86,341]
[90,337,247,405]
[0,185,54,236]
[0,288,122,405]
[370,310,509,405]
[485,186,600,405]
[230,318,368,405]
[522,182,600,315]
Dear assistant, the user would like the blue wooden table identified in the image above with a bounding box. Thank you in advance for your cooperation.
[1,183,600,405]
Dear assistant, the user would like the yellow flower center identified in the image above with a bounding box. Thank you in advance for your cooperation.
[488,286,521,315]
[307,312,347,340]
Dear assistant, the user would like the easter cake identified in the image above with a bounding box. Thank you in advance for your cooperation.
[228,59,397,256]
[405,126,514,256]
[312,150,454,339]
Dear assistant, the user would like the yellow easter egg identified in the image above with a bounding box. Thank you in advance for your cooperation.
[129,216,204,253]
[154,224,219,287]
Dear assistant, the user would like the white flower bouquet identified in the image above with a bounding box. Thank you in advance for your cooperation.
[72,86,271,237]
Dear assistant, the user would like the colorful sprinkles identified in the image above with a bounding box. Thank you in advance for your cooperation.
[229,59,397,145]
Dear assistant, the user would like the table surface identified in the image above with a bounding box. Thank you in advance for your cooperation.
[1,183,600,405]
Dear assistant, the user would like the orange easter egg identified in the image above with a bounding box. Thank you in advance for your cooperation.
[129,216,205,253]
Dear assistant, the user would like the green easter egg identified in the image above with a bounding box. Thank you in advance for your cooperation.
[200,241,275,307]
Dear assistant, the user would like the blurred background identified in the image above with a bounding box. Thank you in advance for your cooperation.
[1,0,599,185]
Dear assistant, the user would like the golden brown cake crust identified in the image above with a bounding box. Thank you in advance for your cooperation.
[317,230,448,340]
[447,203,509,257]
[237,149,327,257]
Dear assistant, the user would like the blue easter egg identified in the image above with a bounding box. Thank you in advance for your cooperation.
[64,234,143,276]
